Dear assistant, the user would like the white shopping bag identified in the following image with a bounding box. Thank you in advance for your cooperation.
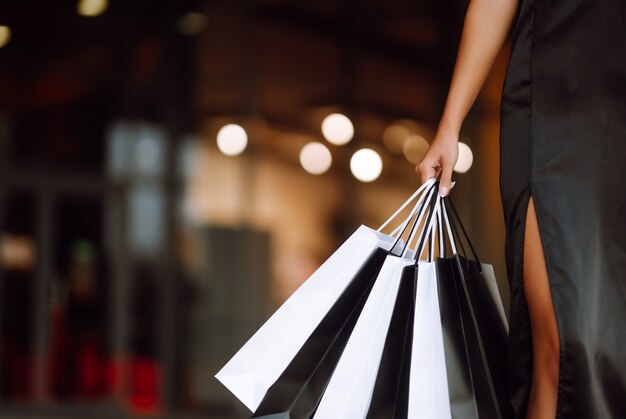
[408,261,452,419]
[313,254,414,419]
[216,180,437,412]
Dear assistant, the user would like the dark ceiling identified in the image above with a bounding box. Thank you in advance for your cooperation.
[0,0,471,178]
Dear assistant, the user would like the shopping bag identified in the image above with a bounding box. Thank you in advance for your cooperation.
[313,254,415,418]
[314,185,442,419]
[252,247,388,418]
[360,192,452,419]
[216,179,437,412]
[365,265,416,419]
[435,197,511,418]
[407,260,452,419]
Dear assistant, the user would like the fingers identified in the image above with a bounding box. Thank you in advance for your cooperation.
[416,159,439,185]
[439,160,455,197]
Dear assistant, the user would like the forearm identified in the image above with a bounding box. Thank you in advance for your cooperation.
[439,0,519,134]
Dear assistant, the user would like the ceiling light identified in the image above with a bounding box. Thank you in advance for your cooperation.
[0,26,11,48]
[454,142,473,173]
[350,148,383,182]
[300,142,332,175]
[77,0,108,17]
[216,124,248,156]
[321,113,354,146]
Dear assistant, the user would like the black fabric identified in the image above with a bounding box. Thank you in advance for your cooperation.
[500,0,626,417]
[366,265,417,419]
[252,248,389,419]
[436,256,513,419]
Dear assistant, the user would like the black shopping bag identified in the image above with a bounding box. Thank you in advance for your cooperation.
[435,197,513,419]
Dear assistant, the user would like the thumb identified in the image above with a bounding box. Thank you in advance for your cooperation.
[438,161,455,197]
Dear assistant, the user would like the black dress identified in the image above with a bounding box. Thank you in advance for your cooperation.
[499,0,626,417]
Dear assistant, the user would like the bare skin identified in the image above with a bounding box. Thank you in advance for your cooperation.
[524,197,560,419]
[416,0,560,418]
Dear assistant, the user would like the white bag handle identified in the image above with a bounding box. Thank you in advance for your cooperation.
[389,183,435,242]
[404,189,442,260]
[378,178,437,236]
[396,185,437,258]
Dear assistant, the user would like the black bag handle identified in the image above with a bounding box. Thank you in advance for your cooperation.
[389,181,438,257]
[413,185,440,264]
[443,196,483,270]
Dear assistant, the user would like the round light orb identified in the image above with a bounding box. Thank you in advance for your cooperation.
[321,113,354,145]
[216,124,248,156]
[382,123,410,154]
[350,148,383,183]
[299,142,332,175]
[0,26,11,48]
[77,0,108,17]
[402,134,429,165]
[454,142,474,173]
[177,12,207,35]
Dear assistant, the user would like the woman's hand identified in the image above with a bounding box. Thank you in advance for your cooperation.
[415,128,459,197]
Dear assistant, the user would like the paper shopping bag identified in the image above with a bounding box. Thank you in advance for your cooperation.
[252,247,389,418]
[433,197,513,419]
[313,255,415,419]
[215,226,399,411]
[365,265,417,419]
[407,261,452,419]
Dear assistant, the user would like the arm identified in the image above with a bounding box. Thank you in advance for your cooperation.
[417,0,520,196]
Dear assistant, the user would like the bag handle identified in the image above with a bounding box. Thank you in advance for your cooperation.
[409,187,441,262]
[444,197,481,267]
[387,181,438,258]
[401,182,483,270]
[378,177,437,236]
[381,179,482,268]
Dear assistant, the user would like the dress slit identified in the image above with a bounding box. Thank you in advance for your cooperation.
[522,187,563,418]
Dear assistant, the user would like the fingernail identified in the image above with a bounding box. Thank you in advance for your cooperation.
[450,181,456,189]
[439,186,449,197]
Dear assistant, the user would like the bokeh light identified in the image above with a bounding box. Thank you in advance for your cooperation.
[177,12,207,35]
[321,113,354,146]
[299,142,332,175]
[216,124,248,156]
[382,123,410,154]
[402,134,429,165]
[454,142,474,173]
[0,26,11,48]
[350,148,383,182]
[76,0,108,17]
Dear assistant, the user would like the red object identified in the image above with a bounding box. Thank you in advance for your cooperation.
[127,356,161,414]
[76,340,100,397]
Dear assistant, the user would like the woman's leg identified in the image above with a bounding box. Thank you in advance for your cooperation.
[524,195,560,419]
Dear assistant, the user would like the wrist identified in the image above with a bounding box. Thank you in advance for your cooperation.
[437,116,461,137]
[436,123,460,141]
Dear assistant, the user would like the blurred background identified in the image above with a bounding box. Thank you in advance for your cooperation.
[0,0,511,417]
